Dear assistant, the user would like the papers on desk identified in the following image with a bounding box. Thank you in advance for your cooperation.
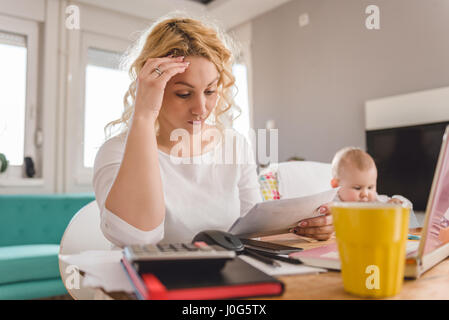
[59,250,134,293]
[229,188,338,237]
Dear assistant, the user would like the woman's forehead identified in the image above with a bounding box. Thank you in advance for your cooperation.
[170,57,219,87]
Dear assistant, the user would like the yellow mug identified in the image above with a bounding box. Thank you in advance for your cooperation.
[330,202,410,298]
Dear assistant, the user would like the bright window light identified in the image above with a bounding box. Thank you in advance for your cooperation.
[83,48,129,168]
[232,63,250,138]
[0,32,27,166]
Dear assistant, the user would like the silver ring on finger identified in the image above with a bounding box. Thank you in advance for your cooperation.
[154,67,163,77]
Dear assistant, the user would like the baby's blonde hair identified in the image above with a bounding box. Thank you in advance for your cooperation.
[331,147,376,179]
[105,14,239,138]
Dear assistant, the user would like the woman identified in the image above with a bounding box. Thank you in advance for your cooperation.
[93,16,334,248]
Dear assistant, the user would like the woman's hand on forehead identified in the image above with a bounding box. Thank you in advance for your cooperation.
[134,55,190,119]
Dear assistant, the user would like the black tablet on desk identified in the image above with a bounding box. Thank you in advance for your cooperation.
[240,238,303,255]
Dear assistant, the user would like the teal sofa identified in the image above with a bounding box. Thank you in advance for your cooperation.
[0,194,95,300]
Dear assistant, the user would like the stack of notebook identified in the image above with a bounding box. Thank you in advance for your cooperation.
[121,256,284,300]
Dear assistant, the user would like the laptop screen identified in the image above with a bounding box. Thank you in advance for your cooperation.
[423,126,449,255]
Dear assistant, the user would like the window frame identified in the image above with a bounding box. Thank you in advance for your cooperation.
[0,14,39,183]
[66,31,130,188]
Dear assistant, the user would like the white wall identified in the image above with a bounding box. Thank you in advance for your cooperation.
[251,0,449,163]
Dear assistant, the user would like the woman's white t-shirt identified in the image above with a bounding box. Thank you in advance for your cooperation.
[92,131,262,248]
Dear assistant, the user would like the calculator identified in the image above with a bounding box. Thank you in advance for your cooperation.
[123,241,236,274]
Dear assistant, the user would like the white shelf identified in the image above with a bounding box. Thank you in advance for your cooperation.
[0,178,44,187]
[365,86,449,130]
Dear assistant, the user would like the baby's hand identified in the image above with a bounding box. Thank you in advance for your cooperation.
[387,198,403,205]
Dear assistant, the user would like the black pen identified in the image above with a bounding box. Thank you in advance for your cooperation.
[246,248,302,265]
[244,248,281,268]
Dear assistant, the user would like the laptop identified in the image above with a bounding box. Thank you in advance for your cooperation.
[290,125,449,279]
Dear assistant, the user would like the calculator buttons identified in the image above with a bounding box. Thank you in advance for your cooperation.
[194,241,213,251]
[171,243,186,251]
[142,245,159,253]
[123,242,236,268]
[157,244,175,252]
[182,243,200,251]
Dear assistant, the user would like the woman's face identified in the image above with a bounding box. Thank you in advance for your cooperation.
[158,56,219,135]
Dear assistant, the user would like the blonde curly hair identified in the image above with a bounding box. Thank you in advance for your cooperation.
[105,15,239,138]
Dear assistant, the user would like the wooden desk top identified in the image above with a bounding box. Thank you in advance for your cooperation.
[104,230,449,300]
[257,232,449,300]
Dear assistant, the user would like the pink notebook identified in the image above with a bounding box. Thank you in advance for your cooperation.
[290,241,420,271]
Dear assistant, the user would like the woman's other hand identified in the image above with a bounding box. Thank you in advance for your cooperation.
[134,56,190,119]
[289,204,334,241]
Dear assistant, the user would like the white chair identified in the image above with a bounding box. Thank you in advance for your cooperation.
[274,161,333,198]
[58,201,112,300]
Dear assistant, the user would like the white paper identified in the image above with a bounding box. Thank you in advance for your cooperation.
[229,188,338,237]
[59,250,134,293]
[239,255,327,276]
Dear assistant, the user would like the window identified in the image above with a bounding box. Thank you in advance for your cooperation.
[65,31,130,189]
[83,48,129,168]
[0,31,27,165]
[232,63,251,138]
[0,15,39,182]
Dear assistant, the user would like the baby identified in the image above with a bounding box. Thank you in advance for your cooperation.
[330,147,412,207]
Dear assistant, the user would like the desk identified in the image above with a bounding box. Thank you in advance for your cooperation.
[257,232,449,300]
[103,231,449,300]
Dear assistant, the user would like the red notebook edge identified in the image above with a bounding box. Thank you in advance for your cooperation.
[120,258,284,300]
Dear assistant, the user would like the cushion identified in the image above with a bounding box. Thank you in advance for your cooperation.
[258,170,281,201]
[0,244,60,285]
[277,161,332,198]
[0,278,67,300]
[0,193,95,246]
[259,161,332,200]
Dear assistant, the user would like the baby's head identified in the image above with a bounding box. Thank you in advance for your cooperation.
[331,147,378,202]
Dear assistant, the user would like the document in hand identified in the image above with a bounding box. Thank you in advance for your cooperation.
[228,189,338,237]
